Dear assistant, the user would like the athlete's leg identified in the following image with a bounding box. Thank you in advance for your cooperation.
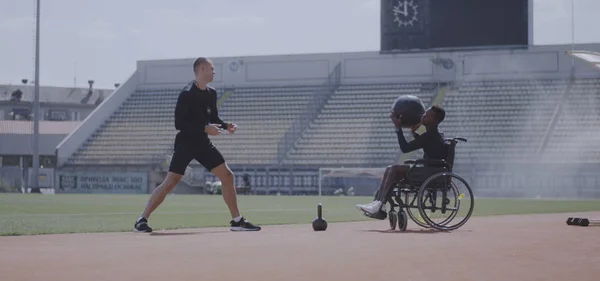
[141,172,183,219]
[371,166,392,201]
[210,162,240,219]
[199,143,261,231]
[377,165,410,202]
[134,138,192,233]
[356,164,409,215]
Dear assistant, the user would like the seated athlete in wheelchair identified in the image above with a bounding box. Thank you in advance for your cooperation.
[356,105,474,231]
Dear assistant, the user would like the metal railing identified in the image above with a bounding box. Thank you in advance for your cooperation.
[276,63,341,163]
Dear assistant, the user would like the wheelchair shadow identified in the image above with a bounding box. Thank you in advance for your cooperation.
[149,230,230,236]
[362,229,450,234]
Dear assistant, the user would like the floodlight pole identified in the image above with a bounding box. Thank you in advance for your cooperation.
[318,168,322,196]
[32,0,41,190]
[571,0,575,68]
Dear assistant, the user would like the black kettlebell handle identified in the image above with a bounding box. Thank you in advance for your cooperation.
[318,203,322,218]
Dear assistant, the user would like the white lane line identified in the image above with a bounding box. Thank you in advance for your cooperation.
[0,208,321,217]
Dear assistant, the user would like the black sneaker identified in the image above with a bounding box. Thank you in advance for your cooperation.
[134,217,153,233]
[230,217,261,231]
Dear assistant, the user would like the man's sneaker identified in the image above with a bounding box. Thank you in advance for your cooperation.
[364,209,387,220]
[230,217,261,231]
[355,201,377,211]
[134,217,153,233]
[356,201,386,214]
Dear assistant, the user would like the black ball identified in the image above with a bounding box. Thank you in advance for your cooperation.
[391,95,426,128]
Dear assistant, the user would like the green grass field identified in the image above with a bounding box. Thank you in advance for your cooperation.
[1,193,600,236]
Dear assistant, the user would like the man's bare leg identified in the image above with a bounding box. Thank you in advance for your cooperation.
[357,164,409,215]
[211,162,261,231]
[376,165,410,202]
[210,162,240,219]
[372,166,391,201]
[134,172,182,232]
[142,172,182,218]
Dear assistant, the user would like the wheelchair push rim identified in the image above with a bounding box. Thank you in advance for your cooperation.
[417,172,475,231]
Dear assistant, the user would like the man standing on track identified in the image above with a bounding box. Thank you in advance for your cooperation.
[134,57,261,233]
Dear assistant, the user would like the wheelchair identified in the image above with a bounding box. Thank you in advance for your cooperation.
[364,137,475,231]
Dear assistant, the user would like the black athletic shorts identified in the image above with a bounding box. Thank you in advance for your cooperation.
[168,133,225,175]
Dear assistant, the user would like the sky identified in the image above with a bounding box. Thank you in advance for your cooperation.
[0,0,599,89]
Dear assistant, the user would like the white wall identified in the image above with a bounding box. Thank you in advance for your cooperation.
[135,43,600,90]
[0,134,66,155]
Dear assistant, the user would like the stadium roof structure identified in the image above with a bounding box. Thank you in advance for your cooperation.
[566,50,600,70]
[0,120,80,135]
[0,84,114,105]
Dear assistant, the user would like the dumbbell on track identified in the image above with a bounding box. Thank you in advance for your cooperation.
[566,217,600,227]
[566,217,581,225]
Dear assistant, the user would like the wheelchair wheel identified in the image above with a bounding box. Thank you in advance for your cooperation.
[388,210,398,230]
[398,211,408,231]
[417,172,474,231]
[402,191,432,229]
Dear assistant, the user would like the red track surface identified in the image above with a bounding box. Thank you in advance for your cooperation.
[1,212,599,281]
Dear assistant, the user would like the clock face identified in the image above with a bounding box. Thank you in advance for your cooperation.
[392,0,419,27]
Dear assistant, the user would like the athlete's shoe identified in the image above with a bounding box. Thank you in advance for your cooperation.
[355,200,377,210]
[134,217,153,233]
[356,200,386,214]
[357,201,388,220]
[230,217,261,231]
[364,209,388,220]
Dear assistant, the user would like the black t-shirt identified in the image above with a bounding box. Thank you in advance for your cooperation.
[174,81,227,140]
[396,127,447,160]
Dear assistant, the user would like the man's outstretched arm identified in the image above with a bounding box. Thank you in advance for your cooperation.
[390,112,425,153]
[209,91,228,129]
[396,128,425,153]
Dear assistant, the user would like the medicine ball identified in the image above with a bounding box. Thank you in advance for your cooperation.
[391,95,426,128]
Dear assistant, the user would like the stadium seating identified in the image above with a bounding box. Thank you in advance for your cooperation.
[284,83,434,166]
[542,78,600,163]
[444,78,600,165]
[67,89,181,165]
[65,77,600,168]
[67,86,319,166]
[282,78,599,167]
[443,79,566,165]
[207,85,320,165]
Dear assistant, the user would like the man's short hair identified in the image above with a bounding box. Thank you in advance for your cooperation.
[431,105,445,123]
[193,57,211,74]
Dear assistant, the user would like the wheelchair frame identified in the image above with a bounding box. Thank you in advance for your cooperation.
[376,137,475,231]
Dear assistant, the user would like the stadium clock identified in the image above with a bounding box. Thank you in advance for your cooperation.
[392,0,419,28]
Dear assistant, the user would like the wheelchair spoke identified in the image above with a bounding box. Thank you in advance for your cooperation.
[403,190,430,228]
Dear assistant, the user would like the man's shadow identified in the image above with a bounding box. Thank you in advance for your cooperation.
[361,228,465,234]
[149,230,230,236]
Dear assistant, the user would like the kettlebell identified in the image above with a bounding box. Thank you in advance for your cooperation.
[312,203,328,231]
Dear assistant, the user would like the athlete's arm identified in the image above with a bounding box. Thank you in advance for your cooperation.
[209,90,228,129]
[396,128,427,153]
[174,91,204,133]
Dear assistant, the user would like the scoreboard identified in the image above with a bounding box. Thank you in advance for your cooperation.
[381,0,529,52]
